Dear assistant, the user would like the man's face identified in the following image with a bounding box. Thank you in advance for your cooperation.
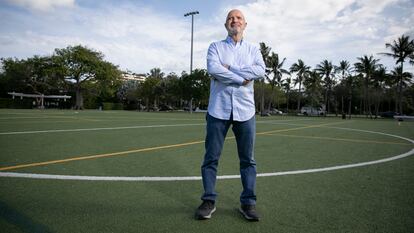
[225,10,247,35]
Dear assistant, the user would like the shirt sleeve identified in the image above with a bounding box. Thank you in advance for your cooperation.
[207,43,245,86]
[228,47,266,81]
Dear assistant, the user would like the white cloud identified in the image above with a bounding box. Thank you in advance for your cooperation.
[72,5,190,73]
[0,0,413,74]
[0,2,195,74]
[220,0,413,69]
[5,0,75,11]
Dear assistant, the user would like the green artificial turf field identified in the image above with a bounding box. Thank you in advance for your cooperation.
[0,109,413,233]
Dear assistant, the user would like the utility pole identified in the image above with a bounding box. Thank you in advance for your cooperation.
[184,11,199,114]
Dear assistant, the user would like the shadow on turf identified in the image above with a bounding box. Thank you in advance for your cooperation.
[0,200,54,233]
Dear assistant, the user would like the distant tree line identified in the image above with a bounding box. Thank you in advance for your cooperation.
[0,45,122,109]
[257,34,414,116]
[1,34,413,115]
[118,68,210,112]
[0,45,211,111]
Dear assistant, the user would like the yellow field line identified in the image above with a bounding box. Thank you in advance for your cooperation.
[0,121,347,171]
[0,116,101,122]
[0,116,79,120]
[262,133,412,146]
[0,120,89,125]
[257,121,348,135]
[104,117,205,121]
[0,140,205,171]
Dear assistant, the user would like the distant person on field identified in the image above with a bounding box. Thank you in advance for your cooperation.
[195,9,265,221]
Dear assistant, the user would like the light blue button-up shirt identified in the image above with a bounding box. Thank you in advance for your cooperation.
[206,36,266,121]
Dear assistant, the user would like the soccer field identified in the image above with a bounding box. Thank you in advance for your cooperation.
[0,109,413,233]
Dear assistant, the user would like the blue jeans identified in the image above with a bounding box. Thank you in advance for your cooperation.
[201,113,257,205]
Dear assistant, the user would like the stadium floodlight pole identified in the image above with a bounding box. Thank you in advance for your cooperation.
[184,11,199,114]
[184,11,199,74]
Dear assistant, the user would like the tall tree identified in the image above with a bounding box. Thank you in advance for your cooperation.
[180,69,210,111]
[371,66,387,118]
[390,66,413,112]
[282,76,292,113]
[345,74,360,118]
[148,67,165,79]
[147,67,164,109]
[1,57,35,95]
[290,59,310,112]
[53,45,121,109]
[259,42,272,115]
[354,55,380,118]
[267,52,289,110]
[139,68,163,111]
[117,79,141,110]
[0,56,64,96]
[316,60,334,115]
[380,34,414,114]
[95,61,122,102]
[164,72,182,108]
[335,60,353,115]
[303,70,322,110]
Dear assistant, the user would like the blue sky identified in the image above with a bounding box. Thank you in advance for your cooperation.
[1,0,413,75]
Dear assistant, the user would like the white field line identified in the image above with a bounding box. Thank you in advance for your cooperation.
[257,122,310,127]
[257,118,313,124]
[0,128,413,182]
[0,123,205,135]
[0,118,310,135]
[0,116,66,120]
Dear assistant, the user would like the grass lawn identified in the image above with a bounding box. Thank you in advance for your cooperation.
[0,109,413,233]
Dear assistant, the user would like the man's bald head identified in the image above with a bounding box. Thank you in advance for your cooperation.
[226,9,246,21]
[224,9,247,37]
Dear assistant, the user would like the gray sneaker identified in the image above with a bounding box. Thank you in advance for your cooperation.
[195,200,216,220]
[239,204,260,221]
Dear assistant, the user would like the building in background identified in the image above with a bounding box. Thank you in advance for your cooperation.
[121,71,146,83]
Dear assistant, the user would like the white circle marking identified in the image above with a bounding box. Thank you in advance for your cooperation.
[0,127,413,181]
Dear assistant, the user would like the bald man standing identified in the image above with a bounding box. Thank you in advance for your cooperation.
[195,9,265,221]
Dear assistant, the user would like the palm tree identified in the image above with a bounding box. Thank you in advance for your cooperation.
[354,55,380,118]
[259,42,272,115]
[290,59,310,112]
[382,68,398,112]
[316,60,334,115]
[390,66,413,112]
[380,35,414,114]
[303,70,322,111]
[147,67,165,79]
[344,74,357,118]
[267,52,289,110]
[282,76,292,114]
[336,60,352,79]
[335,60,353,115]
[371,66,387,118]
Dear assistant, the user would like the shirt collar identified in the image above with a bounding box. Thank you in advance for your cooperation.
[225,36,243,46]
